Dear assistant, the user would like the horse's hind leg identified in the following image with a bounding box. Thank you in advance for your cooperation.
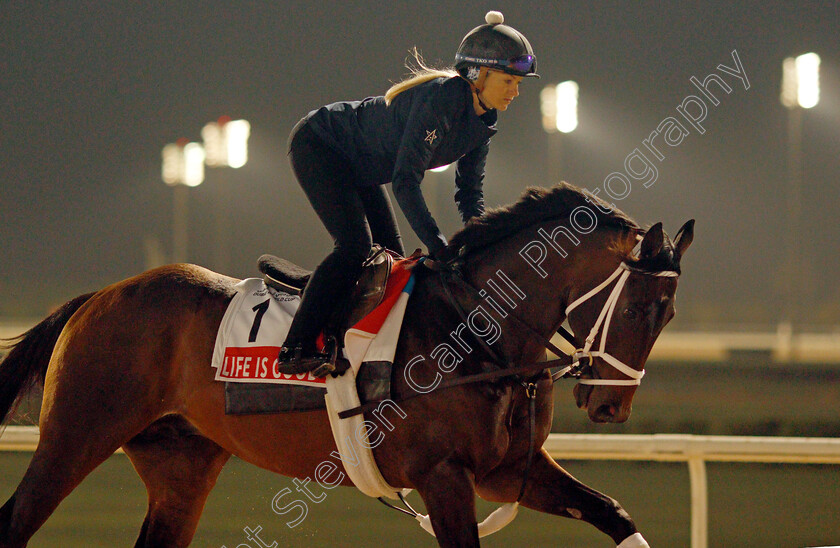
[123,416,230,548]
[0,409,147,547]
[1,308,190,545]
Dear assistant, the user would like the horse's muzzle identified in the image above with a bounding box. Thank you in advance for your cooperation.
[574,384,632,423]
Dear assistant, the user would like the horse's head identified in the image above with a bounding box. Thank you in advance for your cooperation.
[567,220,694,423]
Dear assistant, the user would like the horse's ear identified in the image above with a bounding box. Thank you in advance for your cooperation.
[640,222,664,258]
[673,219,695,258]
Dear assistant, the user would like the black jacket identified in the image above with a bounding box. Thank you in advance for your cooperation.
[303,76,498,253]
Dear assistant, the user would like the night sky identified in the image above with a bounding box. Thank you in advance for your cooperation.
[2,1,839,328]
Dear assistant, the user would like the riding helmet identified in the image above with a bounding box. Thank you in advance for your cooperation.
[455,11,539,80]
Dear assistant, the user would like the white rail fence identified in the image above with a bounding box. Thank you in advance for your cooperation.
[545,434,840,548]
[3,428,840,548]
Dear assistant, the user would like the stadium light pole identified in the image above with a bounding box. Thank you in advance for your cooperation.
[780,53,819,331]
[162,139,206,263]
[202,117,250,273]
[541,81,578,181]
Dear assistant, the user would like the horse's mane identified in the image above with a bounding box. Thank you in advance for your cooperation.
[448,182,641,254]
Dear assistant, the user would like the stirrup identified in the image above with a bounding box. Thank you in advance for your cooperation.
[314,338,352,377]
[322,336,351,377]
[311,359,337,377]
[276,345,333,376]
[298,355,351,377]
[275,354,334,376]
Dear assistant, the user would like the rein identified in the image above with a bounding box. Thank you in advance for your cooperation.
[336,262,579,420]
[428,259,677,388]
[336,358,562,419]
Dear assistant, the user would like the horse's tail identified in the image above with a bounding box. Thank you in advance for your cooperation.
[0,292,95,427]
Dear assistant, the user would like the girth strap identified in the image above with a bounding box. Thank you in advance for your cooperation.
[517,381,538,502]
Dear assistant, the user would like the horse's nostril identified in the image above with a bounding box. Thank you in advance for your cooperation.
[595,404,616,422]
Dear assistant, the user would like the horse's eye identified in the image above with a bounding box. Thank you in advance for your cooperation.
[622,308,638,321]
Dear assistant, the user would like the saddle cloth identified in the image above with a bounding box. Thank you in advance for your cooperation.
[212,257,418,414]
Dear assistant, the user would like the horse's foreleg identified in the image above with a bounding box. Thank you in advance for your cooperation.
[414,459,480,548]
[476,449,644,547]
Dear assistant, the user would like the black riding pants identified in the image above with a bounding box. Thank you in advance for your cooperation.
[283,121,405,350]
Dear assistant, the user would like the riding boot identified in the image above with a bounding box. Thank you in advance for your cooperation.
[277,247,365,376]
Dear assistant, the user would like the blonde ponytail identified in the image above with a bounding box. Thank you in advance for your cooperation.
[385,48,458,105]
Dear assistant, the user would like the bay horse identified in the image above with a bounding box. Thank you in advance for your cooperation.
[0,183,693,547]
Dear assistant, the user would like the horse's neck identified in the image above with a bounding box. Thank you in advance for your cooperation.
[464,229,621,361]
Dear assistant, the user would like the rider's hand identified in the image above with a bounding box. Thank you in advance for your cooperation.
[430,245,457,263]
[425,245,462,273]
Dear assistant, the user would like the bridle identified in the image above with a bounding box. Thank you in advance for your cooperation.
[431,258,679,389]
[560,262,679,386]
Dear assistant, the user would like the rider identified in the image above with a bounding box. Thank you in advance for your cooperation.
[277,10,539,374]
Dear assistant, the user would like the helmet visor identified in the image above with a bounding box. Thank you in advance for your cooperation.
[456,53,537,76]
[505,54,536,74]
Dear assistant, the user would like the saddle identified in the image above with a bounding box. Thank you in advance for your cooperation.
[257,245,396,336]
